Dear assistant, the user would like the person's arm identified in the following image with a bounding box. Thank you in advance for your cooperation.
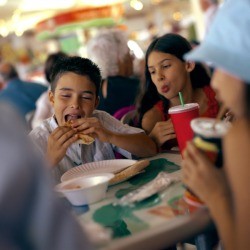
[141,106,162,134]
[106,131,157,157]
[204,178,234,250]
[142,107,176,148]
[182,142,235,250]
[223,119,250,250]
[71,116,157,158]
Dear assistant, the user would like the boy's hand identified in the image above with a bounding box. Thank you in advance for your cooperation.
[149,119,176,147]
[71,117,112,142]
[47,126,78,167]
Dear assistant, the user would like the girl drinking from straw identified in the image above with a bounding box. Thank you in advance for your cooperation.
[136,33,219,150]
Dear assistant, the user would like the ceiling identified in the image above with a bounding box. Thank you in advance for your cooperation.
[0,0,127,20]
[0,0,190,37]
[0,0,126,36]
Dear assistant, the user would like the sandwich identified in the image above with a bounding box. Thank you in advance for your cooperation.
[64,120,94,145]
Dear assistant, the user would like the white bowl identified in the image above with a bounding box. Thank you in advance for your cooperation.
[56,173,114,206]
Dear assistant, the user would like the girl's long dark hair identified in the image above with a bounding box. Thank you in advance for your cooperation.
[136,33,211,127]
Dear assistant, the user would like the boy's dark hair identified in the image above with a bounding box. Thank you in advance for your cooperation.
[50,56,102,96]
[137,33,211,127]
[44,52,68,83]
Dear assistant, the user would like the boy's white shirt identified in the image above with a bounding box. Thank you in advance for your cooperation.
[29,110,144,183]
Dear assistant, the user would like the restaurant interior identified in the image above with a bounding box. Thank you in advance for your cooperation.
[0,0,209,81]
[2,1,247,250]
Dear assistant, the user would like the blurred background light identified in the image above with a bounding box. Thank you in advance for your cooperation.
[0,0,7,6]
[80,0,126,6]
[150,0,162,5]
[127,40,144,59]
[21,0,76,11]
[172,11,183,21]
[130,0,143,11]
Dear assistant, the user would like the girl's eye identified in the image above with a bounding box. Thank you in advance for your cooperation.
[163,64,170,68]
[61,94,70,98]
[149,70,155,75]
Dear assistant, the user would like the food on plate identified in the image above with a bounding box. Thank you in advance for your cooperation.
[64,185,82,190]
[64,120,94,145]
[109,159,150,185]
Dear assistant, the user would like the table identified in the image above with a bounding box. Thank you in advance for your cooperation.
[76,152,213,249]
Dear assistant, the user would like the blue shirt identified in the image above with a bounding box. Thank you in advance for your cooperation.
[0,77,47,117]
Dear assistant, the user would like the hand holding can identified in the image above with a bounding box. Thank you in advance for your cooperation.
[183,118,230,212]
[191,118,231,167]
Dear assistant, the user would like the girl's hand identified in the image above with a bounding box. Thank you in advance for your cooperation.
[224,110,235,122]
[47,126,78,167]
[182,141,230,206]
[71,117,112,143]
[149,119,176,147]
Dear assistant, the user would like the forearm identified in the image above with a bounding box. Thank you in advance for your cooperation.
[109,132,157,157]
[207,195,235,250]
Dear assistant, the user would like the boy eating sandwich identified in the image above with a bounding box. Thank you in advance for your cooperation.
[29,56,157,182]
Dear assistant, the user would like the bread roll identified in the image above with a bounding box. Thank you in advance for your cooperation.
[109,159,150,185]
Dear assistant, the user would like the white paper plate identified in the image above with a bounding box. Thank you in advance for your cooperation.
[61,159,137,182]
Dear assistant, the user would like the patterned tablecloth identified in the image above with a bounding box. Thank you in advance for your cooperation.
[76,153,211,249]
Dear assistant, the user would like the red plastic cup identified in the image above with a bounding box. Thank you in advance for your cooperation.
[168,103,199,156]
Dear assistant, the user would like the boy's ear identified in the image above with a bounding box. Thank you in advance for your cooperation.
[48,90,55,106]
[185,61,195,72]
[95,96,100,109]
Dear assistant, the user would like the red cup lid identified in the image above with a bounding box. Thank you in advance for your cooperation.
[168,103,199,114]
